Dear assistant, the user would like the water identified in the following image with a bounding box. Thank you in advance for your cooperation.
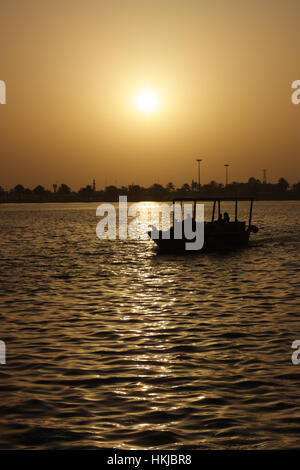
[0,200,300,449]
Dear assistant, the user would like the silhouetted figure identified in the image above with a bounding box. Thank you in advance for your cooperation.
[218,213,223,222]
[183,212,197,234]
[224,212,230,223]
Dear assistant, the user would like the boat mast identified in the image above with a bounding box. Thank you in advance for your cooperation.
[248,199,253,227]
[211,200,216,222]
[217,199,221,219]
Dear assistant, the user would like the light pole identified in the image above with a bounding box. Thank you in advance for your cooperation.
[196,159,202,190]
[224,164,230,186]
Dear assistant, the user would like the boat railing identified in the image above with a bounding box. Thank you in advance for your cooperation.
[172,197,255,228]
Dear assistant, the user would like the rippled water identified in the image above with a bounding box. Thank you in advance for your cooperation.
[1,201,300,449]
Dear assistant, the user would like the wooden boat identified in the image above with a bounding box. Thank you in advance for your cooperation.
[148,197,259,252]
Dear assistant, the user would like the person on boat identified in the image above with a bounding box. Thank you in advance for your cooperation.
[184,212,196,231]
[224,212,230,223]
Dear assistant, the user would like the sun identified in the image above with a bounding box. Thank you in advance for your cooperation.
[133,87,162,114]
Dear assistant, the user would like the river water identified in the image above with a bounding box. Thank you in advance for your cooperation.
[0,200,300,449]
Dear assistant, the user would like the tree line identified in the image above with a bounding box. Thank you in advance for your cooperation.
[1,177,300,202]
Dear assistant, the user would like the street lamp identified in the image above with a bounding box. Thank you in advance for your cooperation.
[224,164,230,186]
[196,159,203,190]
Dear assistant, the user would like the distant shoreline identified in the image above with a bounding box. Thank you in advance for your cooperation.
[1,197,300,204]
[1,178,300,203]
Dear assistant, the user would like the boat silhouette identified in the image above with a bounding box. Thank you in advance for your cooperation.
[148,197,259,252]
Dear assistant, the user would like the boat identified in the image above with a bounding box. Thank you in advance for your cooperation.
[148,197,259,252]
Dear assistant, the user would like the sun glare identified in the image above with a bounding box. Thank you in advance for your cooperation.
[133,87,161,114]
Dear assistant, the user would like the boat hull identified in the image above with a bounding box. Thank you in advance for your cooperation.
[149,224,251,253]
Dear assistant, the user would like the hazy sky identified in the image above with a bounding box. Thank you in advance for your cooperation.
[1,0,300,189]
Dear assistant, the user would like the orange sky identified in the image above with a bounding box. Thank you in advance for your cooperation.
[1,0,300,190]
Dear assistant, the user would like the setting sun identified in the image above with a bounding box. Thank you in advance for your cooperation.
[133,87,162,114]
